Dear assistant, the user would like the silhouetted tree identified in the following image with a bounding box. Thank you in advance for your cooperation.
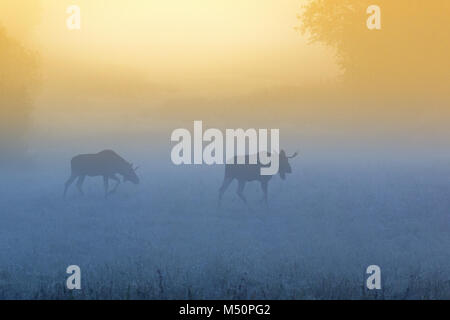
[298,1,450,92]
[0,25,40,165]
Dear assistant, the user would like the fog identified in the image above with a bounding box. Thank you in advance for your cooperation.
[0,142,448,298]
[1,0,449,299]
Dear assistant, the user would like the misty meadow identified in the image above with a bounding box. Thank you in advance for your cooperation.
[0,150,449,299]
[1,0,449,299]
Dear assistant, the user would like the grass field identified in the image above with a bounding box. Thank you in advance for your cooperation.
[0,156,449,299]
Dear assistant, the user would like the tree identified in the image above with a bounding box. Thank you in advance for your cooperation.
[298,0,450,93]
[0,26,40,165]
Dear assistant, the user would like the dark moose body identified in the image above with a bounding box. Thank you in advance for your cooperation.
[219,150,297,204]
[64,150,139,197]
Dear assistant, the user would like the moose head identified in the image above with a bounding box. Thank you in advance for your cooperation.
[123,163,140,184]
[278,150,298,180]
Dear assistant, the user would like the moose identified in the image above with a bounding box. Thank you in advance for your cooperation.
[218,150,298,205]
[64,150,139,197]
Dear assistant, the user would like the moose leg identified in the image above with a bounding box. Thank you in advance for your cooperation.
[64,174,77,197]
[236,180,247,204]
[218,177,233,206]
[108,174,121,195]
[103,176,109,197]
[260,181,268,205]
[76,175,86,195]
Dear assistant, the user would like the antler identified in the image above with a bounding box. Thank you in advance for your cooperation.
[129,162,139,171]
[288,152,299,159]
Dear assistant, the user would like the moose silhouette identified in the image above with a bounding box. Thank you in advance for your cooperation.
[64,150,139,197]
[218,150,298,205]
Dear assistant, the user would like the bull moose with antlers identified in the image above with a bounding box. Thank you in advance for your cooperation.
[64,150,139,198]
[219,150,298,205]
